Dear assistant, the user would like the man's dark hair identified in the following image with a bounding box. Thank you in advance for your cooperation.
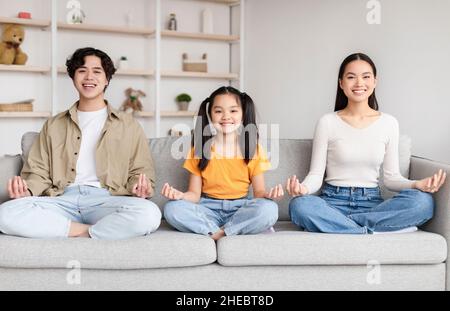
[65,47,116,91]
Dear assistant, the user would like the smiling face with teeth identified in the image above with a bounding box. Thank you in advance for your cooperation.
[339,59,377,105]
[73,55,109,104]
[210,94,243,135]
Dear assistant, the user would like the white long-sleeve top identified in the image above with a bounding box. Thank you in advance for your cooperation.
[302,112,415,194]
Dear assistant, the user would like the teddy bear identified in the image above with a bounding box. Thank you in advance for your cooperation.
[0,24,28,65]
[120,88,145,113]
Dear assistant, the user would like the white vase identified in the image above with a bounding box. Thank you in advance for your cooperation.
[118,59,129,70]
[202,9,213,34]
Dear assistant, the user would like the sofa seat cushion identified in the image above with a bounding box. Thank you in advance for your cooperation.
[0,222,216,269]
[217,221,447,266]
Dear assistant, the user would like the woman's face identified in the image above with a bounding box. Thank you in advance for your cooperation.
[210,94,243,135]
[339,60,377,105]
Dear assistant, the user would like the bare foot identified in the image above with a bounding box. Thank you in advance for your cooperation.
[210,228,226,241]
[69,221,92,238]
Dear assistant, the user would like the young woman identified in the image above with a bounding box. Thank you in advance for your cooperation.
[287,53,446,234]
[162,86,282,240]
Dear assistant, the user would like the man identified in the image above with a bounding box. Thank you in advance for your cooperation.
[0,47,161,239]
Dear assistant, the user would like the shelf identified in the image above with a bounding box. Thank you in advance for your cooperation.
[135,111,154,118]
[162,30,239,42]
[57,22,155,36]
[134,111,197,118]
[0,112,51,118]
[162,111,197,117]
[0,17,50,28]
[116,69,154,77]
[162,71,239,80]
[58,68,237,79]
[57,67,154,77]
[189,0,240,5]
[0,65,50,73]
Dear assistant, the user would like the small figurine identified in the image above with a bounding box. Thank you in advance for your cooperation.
[66,0,86,24]
[120,88,145,114]
[168,13,177,31]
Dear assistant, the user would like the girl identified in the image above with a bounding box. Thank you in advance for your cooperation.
[162,86,283,241]
[287,53,446,234]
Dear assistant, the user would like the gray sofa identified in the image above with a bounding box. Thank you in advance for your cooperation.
[0,133,448,291]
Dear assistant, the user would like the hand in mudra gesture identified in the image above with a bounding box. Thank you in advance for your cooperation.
[414,169,446,193]
[7,176,31,199]
[286,175,308,197]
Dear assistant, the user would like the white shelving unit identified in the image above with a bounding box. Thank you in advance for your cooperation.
[0,0,244,147]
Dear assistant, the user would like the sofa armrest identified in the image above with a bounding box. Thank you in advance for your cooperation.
[0,155,23,204]
[410,156,450,290]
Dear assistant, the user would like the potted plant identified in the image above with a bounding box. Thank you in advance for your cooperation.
[175,93,192,111]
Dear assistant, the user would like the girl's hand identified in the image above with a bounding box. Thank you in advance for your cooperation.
[161,183,184,200]
[286,175,308,197]
[132,173,152,198]
[265,184,284,200]
[413,169,447,193]
[7,176,31,199]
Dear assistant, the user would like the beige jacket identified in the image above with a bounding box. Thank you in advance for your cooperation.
[21,102,155,197]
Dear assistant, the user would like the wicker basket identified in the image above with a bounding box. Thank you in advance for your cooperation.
[182,53,208,72]
[0,101,34,112]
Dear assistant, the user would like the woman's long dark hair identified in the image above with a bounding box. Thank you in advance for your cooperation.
[334,53,379,112]
[193,86,259,171]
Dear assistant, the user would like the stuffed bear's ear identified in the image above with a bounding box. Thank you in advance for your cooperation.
[3,24,13,31]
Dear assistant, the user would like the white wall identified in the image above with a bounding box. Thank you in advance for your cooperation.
[245,0,450,164]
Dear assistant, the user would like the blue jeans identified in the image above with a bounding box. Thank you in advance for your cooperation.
[0,185,162,239]
[164,197,278,236]
[289,183,434,234]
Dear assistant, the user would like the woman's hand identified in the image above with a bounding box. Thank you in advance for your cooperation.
[265,184,284,200]
[161,183,185,200]
[413,169,447,193]
[7,176,31,199]
[286,175,308,197]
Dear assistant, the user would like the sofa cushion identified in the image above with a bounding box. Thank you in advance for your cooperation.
[0,155,23,204]
[148,137,191,210]
[262,139,313,220]
[217,221,447,266]
[0,222,216,269]
[21,132,38,163]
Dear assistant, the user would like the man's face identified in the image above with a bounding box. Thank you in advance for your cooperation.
[73,55,108,101]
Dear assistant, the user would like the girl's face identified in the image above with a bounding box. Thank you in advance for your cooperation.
[210,94,243,135]
[339,60,377,105]
[74,55,108,101]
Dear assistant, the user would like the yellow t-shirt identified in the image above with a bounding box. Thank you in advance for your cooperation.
[183,144,271,199]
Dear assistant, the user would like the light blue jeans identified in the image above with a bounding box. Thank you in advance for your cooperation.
[0,185,162,239]
[289,183,434,234]
[164,197,278,236]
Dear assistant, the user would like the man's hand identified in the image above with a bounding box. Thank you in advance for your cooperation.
[132,173,152,199]
[8,176,31,199]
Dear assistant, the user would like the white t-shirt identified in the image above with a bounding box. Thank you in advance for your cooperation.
[302,112,414,194]
[72,107,108,188]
